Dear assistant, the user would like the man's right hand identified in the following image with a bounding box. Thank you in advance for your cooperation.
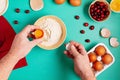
[64,41,96,80]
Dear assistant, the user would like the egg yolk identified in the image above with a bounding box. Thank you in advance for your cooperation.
[34,29,44,39]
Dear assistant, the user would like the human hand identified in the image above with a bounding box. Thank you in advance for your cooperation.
[64,41,96,80]
[9,25,42,60]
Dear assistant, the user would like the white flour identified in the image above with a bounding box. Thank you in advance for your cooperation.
[0,0,7,14]
[39,18,62,46]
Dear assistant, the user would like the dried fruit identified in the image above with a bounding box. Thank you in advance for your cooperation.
[83,22,89,27]
[89,1,110,21]
[85,39,90,43]
[25,10,30,14]
[75,15,80,20]
[14,20,18,24]
[15,8,20,13]
[89,25,95,30]
[80,30,85,34]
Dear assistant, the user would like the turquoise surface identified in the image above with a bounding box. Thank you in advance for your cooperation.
[3,0,120,80]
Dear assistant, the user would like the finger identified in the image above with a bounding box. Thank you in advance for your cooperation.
[70,41,87,55]
[30,38,43,46]
[21,25,40,36]
[70,45,80,57]
[64,51,74,59]
[70,41,80,47]
[77,45,87,55]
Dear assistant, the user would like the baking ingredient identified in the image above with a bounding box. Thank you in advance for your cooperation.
[110,0,120,12]
[30,0,44,11]
[89,25,95,30]
[32,29,44,39]
[88,52,97,62]
[25,10,30,14]
[89,1,110,21]
[93,61,103,71]
[66,43,71,50]
[55,0,65,4]
[75,15,80,20]
[0,0,8,15]
[85,39,90,43]
[100,28,111,38]
[15,8,20,13]
[80,30,85,34]
[102,54,113,65]
[14,20,18,24]
[83,22,89,27]
[95,45,106,56]
[110,37,119,47]
[69,0,81,6]
[38,18,62,46]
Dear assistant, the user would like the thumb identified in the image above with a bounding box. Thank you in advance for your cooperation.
[30,38,43,46]
[70,45,80,57]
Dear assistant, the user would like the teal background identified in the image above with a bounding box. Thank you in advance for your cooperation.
[3,0,120,80]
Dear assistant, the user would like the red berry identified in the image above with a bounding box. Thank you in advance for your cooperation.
[89,26,95,30]
[91,5,94,8]
[101,14,104,18]
[15,8,20,13]
[93,16,97,19]
[80,30,85,34]
[14,20,18,24]
[100,2,104,6]
[85,39,90,43]
[97,9,100,13]
[84,23,89,27]
[75,15,80,20]
[25,10,30,14]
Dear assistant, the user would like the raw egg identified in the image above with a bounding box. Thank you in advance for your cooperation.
[102,54,113,65]
[32,29,44,39]
[93,61,104,71]
[88,52,97,62]
[69,0,81,6]
[54,0,65,4]
[95,46,106,56]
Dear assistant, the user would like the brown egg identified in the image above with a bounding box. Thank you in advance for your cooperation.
[93,61,104,71]
[54,0,65,4]
[95,46,106,56]
[88,52,97,62]
[102,54,113,65]
[69,0,81,6]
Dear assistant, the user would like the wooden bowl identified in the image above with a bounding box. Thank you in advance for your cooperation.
[88,0,111,22]
[0,0,8,16]
[34,15,67,50]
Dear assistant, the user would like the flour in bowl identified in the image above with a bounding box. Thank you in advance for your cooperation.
[0,0,7,14]
[39,18,62,46]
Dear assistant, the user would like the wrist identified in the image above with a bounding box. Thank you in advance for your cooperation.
[81,68,96,80]
[7,51,21,62]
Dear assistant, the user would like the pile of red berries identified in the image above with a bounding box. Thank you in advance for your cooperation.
[89,1,110,21]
